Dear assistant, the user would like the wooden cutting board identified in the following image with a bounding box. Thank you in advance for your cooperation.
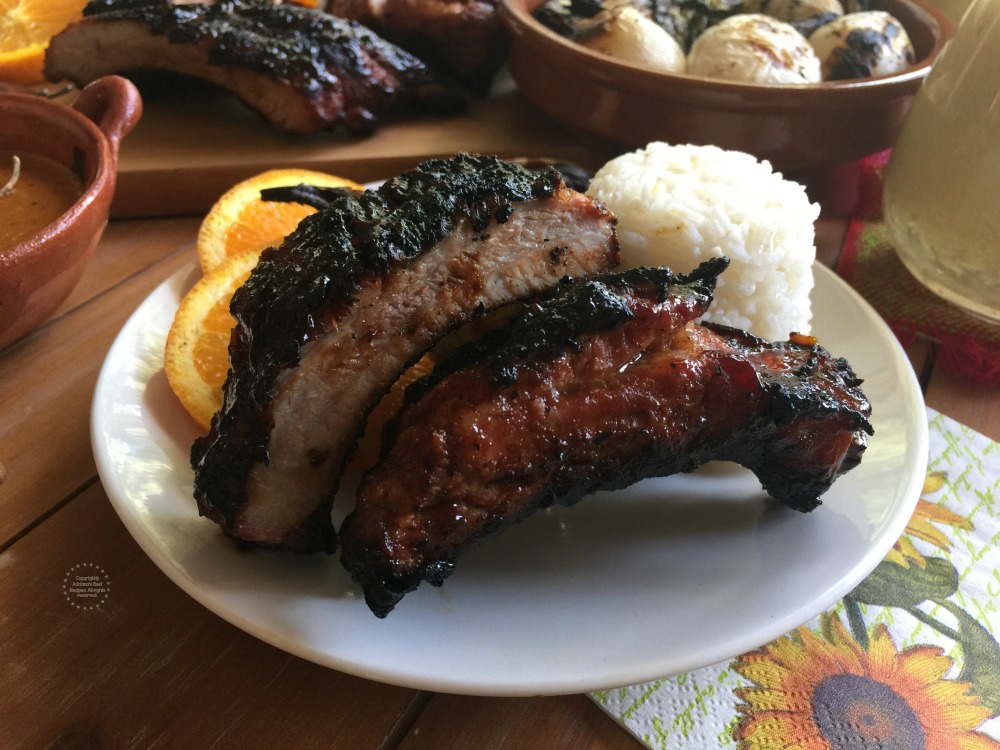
[110,74,621,219]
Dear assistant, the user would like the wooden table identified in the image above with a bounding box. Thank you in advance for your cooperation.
[2,107,999,749]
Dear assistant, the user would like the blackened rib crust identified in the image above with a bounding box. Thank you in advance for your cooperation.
[44,0,449,134]
[191,154,619,554]
[340,260,873,617]
[328,0,508,96]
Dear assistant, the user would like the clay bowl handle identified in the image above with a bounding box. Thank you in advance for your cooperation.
[72,75,143,155]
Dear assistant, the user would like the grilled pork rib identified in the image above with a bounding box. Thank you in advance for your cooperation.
[191,154,620,553]
[44,0,452,134]
[327,0,508,95]
[340,260,873,617]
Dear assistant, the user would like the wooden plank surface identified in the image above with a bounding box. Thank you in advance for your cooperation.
[399,694,640,749]
[0,219,198,548]
[107,76,619,219]
[0,484,420,750]
[925,369,1000,441]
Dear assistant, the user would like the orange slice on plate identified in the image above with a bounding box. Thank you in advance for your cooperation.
[0,0,89,84]
[197,168,363,274]
[165,250,259,431]
[165,247,437,447]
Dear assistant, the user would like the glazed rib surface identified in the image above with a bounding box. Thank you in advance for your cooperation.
[327,0,508,95]
[340,260,873,616]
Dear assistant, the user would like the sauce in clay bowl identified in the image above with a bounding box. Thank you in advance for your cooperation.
[1,151,84,251]
[0,76,142,350]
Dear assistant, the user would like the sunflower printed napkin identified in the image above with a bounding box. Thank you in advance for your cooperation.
[591,408,1000,748]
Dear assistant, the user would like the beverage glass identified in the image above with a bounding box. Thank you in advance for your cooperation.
[882,0,1000,324]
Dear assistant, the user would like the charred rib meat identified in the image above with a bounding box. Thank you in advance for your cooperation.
[340,260,873,617]
[191,154,620,554]
[44,0,452,134]
[327,0,508,95]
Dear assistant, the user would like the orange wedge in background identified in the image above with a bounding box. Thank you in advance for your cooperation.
[0,0,89,84]
[197,168,364,274]
[165,250,260,431]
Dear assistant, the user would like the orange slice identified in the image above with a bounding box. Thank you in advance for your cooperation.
[0,0,89,84]
[165,250,260,431]
[165,247,437,443]
[197,168,363,274]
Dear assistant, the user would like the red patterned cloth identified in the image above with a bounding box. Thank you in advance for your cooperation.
[835,150,1000,387]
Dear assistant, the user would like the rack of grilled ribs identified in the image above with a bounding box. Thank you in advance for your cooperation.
[190,154,620,553]
[339,259,873,617]
[327,0,508,95]
[44,0,460,134]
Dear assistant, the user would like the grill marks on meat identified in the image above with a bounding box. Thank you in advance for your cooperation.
[339,260,873,617]
[190,154,620,554]
[44,0,452,134]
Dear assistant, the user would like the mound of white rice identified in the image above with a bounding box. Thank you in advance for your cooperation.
[586,142,820,342]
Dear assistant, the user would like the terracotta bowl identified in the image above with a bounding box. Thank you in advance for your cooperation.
[0,75,142,350]
[500,0,950,171]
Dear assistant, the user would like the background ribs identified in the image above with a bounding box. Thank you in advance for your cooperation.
[44,0,456,134]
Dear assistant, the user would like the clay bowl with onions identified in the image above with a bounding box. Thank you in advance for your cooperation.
[499,0,950,171]
[0,75,142,350]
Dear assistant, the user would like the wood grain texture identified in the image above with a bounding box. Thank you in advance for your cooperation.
[108,79,618,219]
[0,221,196,548]
[0,484,419,750]
[54,219,199,317]
[925,369,1000,442]
[399,694,641,750]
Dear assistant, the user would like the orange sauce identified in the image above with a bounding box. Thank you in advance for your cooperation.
[0,150,84,252]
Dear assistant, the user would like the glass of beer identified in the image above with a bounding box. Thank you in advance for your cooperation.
[882,0,1000,325]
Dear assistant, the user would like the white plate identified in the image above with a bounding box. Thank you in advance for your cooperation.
[92,259,927,696]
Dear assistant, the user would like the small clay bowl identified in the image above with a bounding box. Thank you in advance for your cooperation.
[0,75,142,350]
[500,0,950,171]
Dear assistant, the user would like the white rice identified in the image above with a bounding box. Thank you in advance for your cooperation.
[585,142,819,341]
